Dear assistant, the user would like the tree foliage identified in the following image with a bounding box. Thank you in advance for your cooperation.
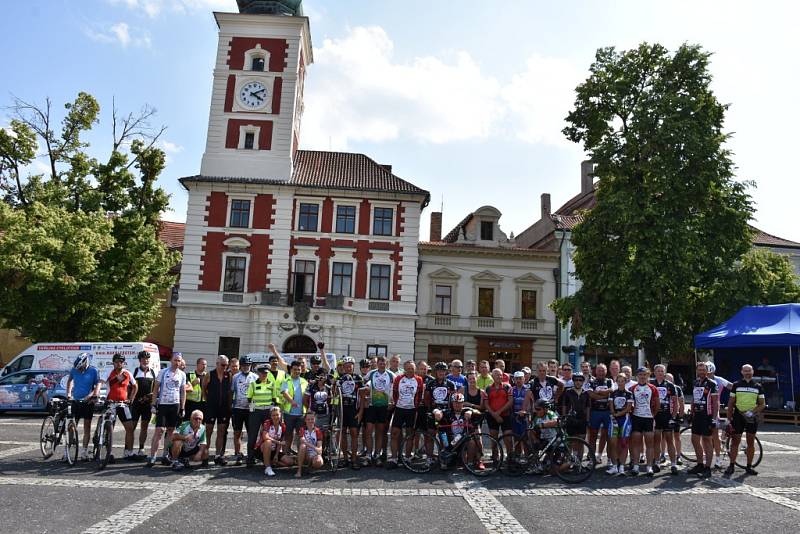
[551,43,798,358]
[0,92,178,341]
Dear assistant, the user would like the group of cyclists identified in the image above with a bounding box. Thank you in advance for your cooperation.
[63,345,766,480]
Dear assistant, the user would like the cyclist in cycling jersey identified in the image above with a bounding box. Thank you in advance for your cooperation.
[362,355,395,466]
[530,399,559,474]
[169,410,208,471]
[608,373,633,475]
[707,361,733,469]
[304,369,333,439]
[485,368,513,457]
[388,360,424,469]
[511,372,531,453]
[666,372,685,465]
[629,367,660,476]
[650,364,679,474]
[231,355,257,465]
[424,362,458,466]
[295,412,324,477]
[726,364,765,476]
[587,363,613,464]
[66,352,101,461]
[334,356,364,469]
[561,373,591,462]
[529,361,564,407]
[202,355,232,465]
[432,393,482,470]
[257,406,293,476]
[105,353,139,461]
[131,350,158,457]
[689,361,719,478]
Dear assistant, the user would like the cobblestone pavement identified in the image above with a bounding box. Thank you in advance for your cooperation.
[1,415,799,533]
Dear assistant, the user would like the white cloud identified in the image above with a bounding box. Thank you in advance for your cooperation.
[108,0,236,18]
[302,26,503,150]
[159,140,184,153]
[85,22,151,48]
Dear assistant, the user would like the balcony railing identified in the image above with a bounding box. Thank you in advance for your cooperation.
[368,300,390,311]
[516,318,543,332]
[433,315,453,327]
[473,317,497,329]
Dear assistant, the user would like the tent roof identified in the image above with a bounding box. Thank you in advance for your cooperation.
[694,304,800,348]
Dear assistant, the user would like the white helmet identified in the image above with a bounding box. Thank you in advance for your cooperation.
[73,353,91,369]
[705,361,716,374]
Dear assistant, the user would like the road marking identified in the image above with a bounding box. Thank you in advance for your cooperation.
[759,440,800,451]
[0,445,39,459]
[710,475,800,512]
[82,475,210,534]
[197,485,462,496]
[0,476,175,490]
[454,478,530,534]
[0,440,36,446]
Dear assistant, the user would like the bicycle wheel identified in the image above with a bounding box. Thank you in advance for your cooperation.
[399,431,433,473]
[98,420,113,470]
[65,420,79,466]
[501,435,528,477]
[461,433,503,477]
[679,426,697,463]
[40,416,57,459]
[552,436,595,484]
[726,435,763,468]
[327,427,342,472]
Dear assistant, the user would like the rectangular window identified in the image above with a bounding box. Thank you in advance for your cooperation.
[218,336,240,359]
[335,205,356,234]
[521,290,537,319]
[369,264,391,300]
[330,262,353,297]
[243,132,255,150]
[478,287,494,317]
[372,207,393,236]
[223,256,247,293]
[434,285,452,315]
[229,199,251,228]
[292,260,315,303]
[367,345,388,358]
[251,57,265,71]
[480,221,493,241]
[298,203,319,232]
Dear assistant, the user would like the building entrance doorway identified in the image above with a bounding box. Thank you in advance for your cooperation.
[283,335,317,353]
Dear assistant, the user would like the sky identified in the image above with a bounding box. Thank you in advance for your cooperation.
[2,0,799,242]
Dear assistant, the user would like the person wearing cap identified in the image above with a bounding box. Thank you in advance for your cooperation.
[185,357,207,426]
[706,361,733,469]
[131,350,158,457]
[561,372,591,460]
[333,356,364,469]
[231,355,257,465]
[246,363,280,467]
[105,353,139,460]
[511,371,531,450]
[432,392,481,470]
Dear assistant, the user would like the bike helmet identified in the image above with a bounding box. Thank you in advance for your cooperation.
[239,355,251,365]
[434,362,448,372]
[451,393,465,403]
[706,361,716,374]
[534,399,548,410]
[310,355,322,365]
[73,353,91,369]
[137,350,149,359]
[359,359,371,369]
[315,369,329,380]
[341,356,355,364]
[112,353,125,362]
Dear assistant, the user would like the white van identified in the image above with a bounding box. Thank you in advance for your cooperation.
[246,352,337,369]
[1,342,161,380]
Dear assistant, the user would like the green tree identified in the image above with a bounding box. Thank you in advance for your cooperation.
[0,93,178,341]
[552,43,756,359]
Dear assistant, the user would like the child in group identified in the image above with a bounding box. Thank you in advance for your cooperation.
[296,412,324,477]
[529,399,559,474]
[609,373,634,476]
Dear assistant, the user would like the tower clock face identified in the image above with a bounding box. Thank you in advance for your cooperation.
[239,81,268,109]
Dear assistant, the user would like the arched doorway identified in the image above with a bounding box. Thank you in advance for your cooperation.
[282,335,317,353]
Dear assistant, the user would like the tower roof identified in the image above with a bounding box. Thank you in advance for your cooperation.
[236,0,304,16]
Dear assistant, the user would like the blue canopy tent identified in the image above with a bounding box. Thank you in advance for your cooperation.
[694,304,800,405]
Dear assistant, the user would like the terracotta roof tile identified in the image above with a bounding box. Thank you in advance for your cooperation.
[551,214,584,230]
[442,213,473,243]
[158,221,185,251]
[750,225,800,249]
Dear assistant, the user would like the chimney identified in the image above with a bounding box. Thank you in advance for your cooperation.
[430,212,442,242]
[581,160,594,193]
[540,193,551,219]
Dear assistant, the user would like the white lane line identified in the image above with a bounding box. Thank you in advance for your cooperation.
[0,440,35,446]
[757,432,800,436]
[0,476,175,490]
[0,445,39,459]
[710,475,800,512]
[82,475,210,534]
[454,478,530,534]
[198,485,461,496]
[759,440,800,451]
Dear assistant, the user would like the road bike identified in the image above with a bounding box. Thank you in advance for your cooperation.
[399,415,504,476]
[679,416,763,468]
[325,389,344,472]
[92,401,126,469]
[39,398,80,466]
[503,417,596,483]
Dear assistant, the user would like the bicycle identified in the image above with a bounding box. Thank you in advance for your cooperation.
[504,417,596,483]
[39,398,80,466]
[325,389,344,472]
[679,416,763,468]
[398,415,504,476]
[91,401,126,469]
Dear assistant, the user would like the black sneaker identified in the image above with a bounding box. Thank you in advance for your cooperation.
[686,464,702,475]
[670,465,679,475]
[699,466,712,478]
[201,459,209,468]
[234,454,243,466]
[160,456,171,466]
[724,465,735,476]
[386,459,398,470]
[652,463,661,473]
[145,457,155,468]
[745,467,759,476]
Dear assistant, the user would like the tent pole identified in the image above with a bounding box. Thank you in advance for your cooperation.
[791,346,796,405]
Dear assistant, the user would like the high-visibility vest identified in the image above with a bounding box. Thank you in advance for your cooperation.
[264,370,286,405]
[280,376,308,414]
[187,371,204,402]
[247,379,275,407]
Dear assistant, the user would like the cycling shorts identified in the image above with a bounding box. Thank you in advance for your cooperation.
[589,410,612,430]
[365,405,389,425]
[342,406,360,429]
[155,404,180,429]
[178,445,201,459]
[314,414,331,431]
[232,408,249,432]
[486,414,512,432]
[691,413,714,437]
[115,404,133,424]
[130,401,152,424]
[731,410,758,435]
[512,415,529,437]
[415,407,429,431]
[610,416,632,439]
[654,411,673,431]
[391,407,417,429]
[564,417,588,436]
[631,415,654,434]
[205,407,230,426]
[71,400,95,421]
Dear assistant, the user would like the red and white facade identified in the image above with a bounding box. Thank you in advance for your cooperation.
[174,8,428,363]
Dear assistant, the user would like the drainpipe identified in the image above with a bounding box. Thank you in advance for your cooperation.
[555,229,568,363]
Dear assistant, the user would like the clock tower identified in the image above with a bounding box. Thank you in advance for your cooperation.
[200,0,312,180]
